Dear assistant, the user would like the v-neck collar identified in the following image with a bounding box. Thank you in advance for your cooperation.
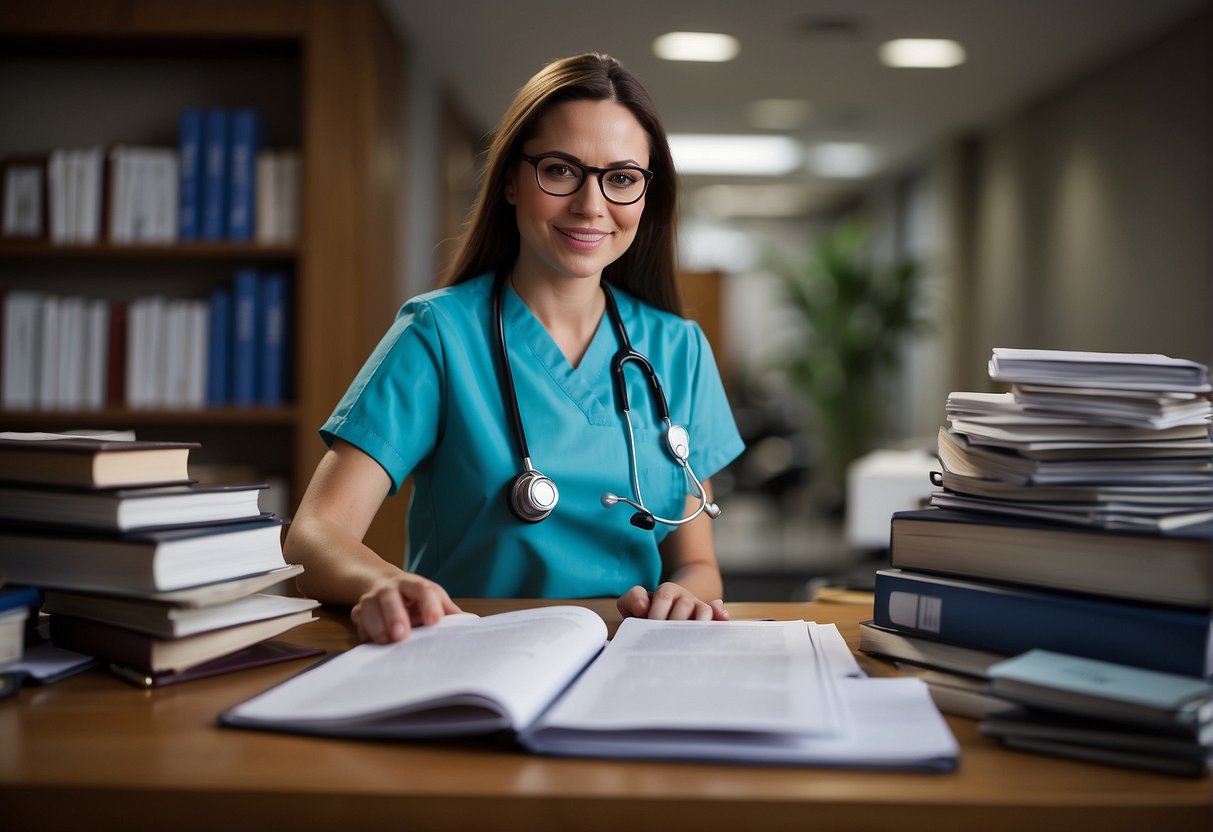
[502,283,619,426]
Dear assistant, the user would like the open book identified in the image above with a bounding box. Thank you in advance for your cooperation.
[220,606,958,770]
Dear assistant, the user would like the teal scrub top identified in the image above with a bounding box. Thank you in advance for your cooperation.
[321,272,745,599]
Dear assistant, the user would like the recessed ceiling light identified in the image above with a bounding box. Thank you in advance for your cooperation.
[747,99,813,130]
[806,142,878,178]
[878,38,966,68]
[878,37,960,67]
[668,134,802,176]
[653,32,740,62]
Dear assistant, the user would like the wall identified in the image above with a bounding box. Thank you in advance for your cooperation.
[959,9,1210,390]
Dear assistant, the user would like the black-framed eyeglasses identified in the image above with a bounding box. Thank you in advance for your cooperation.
[521,154,654,206]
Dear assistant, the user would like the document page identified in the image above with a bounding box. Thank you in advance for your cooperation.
[527,618,833,735]
[222,605,607,737]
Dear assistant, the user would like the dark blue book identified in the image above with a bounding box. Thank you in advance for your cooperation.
[177,108,204,241]
[231,268,260,405]
[258,270,289,405]
[225,109,261,241]
[206,286,231,405]
[0,585,41,616]
[201,109,228,240]
[873,568,1213,678]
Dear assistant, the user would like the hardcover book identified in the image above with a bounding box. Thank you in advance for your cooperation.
[49,607,316,675]
[0,482,267,532]
[889,508,1213,608]
[0,435,197,489]
[0,517,288,595]
[872,568,1213,677]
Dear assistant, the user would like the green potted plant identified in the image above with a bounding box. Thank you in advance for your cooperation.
[772,217,927,510]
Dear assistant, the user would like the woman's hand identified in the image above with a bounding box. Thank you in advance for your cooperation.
[351,574,462,643]
[616,582,729,622]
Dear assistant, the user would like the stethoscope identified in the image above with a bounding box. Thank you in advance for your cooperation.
[494,272,721,530]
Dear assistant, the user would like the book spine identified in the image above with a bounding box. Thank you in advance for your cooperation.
[258,270,288,405]
[226,109,260,241]
[48,614,156,673]
[207,287,231,406]
[178,109,203,241]
[107,301,127,408]
[231,268,259,406]
[201,109,228,240]
[873,569,1212,677]
[2,291,41,410]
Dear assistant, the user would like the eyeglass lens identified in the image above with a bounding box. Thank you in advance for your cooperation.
[529,156,649,204]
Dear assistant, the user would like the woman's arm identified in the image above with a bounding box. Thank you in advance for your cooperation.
[285,439,460,642]
[616,478,729,622]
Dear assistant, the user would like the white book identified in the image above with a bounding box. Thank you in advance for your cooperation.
[254,150,279,243]
[37,296,60,409]
[56,296,85,409]
[83,298,110,410]
[186,300,209,408]
[277,150,301,243]
[76,146,104,244]
[108,146,134,243]
[48,149,70,244]
[164,300,190,406]
[2,291,42,410]
[146,149,178,243]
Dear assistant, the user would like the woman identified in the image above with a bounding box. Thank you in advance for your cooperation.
[286,53,745,643]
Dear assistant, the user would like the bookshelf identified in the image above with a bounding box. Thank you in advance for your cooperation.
[0,0,409,561]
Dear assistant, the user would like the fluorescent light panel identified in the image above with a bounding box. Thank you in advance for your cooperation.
[806,142,878,178]
[879,38,966,68]
[653,32,740,62]
[694,184,813,219]
[669,134,802,176]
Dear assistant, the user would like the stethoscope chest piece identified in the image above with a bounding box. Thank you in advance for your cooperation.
[508,468,558,523]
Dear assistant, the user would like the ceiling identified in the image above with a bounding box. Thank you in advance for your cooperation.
[383,0,1207,217]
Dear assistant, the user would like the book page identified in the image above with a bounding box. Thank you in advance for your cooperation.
[223,605,607,736]
[530,618,833,735]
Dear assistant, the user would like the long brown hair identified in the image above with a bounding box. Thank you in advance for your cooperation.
[440,52,682,315]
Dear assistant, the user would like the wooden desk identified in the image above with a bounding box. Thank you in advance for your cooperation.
[2,599,1208,831]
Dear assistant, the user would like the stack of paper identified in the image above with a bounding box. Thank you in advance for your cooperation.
[934,348,1213,530]
[222,606,960,771]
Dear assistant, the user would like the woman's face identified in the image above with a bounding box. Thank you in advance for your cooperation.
[507,99,650,284]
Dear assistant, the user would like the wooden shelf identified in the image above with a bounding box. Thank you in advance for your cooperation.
[1,406,298,428]
[0,0,408,560]
[0,240,298,260]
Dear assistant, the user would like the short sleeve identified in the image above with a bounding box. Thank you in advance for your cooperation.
[320,300,444,494]
[684,321,745,480]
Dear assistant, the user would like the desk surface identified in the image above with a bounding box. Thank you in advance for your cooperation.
[2,598,1209,832]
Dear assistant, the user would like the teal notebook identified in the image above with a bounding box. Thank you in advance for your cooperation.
[988,649,1213,729]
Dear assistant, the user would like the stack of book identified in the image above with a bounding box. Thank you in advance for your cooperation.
[858,348,1213,774]
[0,432,319,687]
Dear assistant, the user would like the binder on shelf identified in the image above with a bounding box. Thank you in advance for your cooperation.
[207,287,232,406]
[226,109,261,242]
[201,109,228,240]
[178,108,203,241]
[259,270,289,406]
[231,268,260,406]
